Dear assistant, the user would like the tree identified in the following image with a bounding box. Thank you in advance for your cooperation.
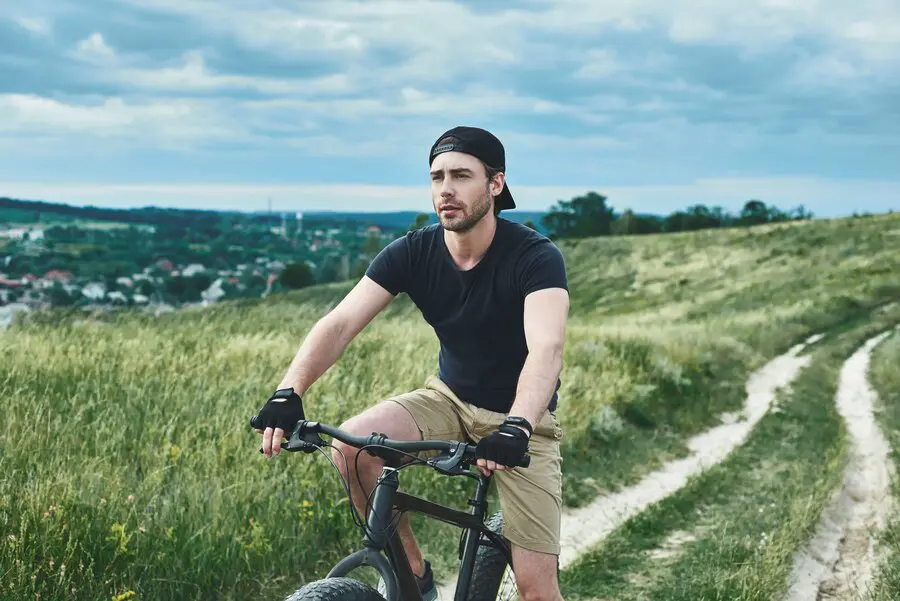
[664,204,725,232]
[540,191,616,240]
[47,282,79,307]
[610,209,663,235]
[278,262,315,290]
[363,231,383,255]
[736,200,771,226]
[409,213,431,231]
[523,220,537,231]
[788,205,814,220]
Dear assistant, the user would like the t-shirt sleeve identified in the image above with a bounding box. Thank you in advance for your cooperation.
[365,235,411,295]
[518,240,568,297]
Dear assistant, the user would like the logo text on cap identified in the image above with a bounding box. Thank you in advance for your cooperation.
[431,143,456,155]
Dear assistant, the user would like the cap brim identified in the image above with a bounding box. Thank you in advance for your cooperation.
[497,182,516,210]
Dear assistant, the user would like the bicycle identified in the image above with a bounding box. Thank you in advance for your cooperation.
[249,408,531,601]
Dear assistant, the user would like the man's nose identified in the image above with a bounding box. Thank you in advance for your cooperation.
[439,179,454,196]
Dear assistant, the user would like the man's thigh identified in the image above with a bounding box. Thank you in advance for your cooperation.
[375,379,467,459]
[338,398,423,445]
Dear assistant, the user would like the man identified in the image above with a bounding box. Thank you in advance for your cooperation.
[254,126,569,601]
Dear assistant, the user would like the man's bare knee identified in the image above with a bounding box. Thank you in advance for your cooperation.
[511,544,563,601]
[330,401,422,474]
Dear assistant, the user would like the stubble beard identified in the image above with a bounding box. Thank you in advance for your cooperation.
[437,185,493,233]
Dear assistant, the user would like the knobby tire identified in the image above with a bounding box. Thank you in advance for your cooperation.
[466,510,517,601]
[283,576,387,601]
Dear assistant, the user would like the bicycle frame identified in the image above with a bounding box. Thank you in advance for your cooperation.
[324,464,511,601]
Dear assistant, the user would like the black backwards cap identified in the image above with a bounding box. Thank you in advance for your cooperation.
[429,126,516,210]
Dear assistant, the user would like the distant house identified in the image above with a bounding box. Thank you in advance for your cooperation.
[43,269,74,283]
[116,277,134,288]
[155,259,175,273]
[82,282,106,301]
[181,263,206,277]
[37,270,75,290]
[201,278,226,305]
[0,227,42,240]
[0,276,20,289]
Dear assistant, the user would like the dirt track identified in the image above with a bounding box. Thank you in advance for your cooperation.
[433,333,824,599]
[782,330,896,601]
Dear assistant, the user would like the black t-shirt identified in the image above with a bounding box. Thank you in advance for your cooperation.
[365,217,568,414]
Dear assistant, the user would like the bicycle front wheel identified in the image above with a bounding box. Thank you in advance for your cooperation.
[466,511,520,601]
[284,576,387,601]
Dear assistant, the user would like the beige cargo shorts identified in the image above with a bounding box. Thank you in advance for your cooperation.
[382,374,564,556]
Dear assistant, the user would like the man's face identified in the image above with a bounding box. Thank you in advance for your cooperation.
[429,151,503,232]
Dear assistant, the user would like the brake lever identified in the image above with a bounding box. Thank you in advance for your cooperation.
[427,443,471,475]
[258,421,325,454]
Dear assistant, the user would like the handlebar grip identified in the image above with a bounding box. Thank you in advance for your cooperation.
[519,454,531,468]
[250,415,260,429]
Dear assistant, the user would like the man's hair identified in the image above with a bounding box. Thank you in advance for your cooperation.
[482,162,502,216]
[435,135,503,215]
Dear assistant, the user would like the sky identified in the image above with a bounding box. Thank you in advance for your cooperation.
[1,0,898,218]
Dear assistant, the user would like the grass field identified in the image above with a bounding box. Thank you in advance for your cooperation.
[1,212,899,600]
[559,307,900,601]
[868,325,900,600]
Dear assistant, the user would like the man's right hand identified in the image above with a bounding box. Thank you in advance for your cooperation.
[252,389,305,457]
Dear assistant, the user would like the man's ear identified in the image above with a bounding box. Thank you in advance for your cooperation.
[491,171,505,196]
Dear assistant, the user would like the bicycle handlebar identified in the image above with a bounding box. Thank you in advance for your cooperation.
[250,416,531,470]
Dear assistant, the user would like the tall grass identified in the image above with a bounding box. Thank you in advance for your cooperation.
[1,213,899,600]
[867,326,900,600]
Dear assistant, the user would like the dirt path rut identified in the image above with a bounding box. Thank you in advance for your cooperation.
[782,330,896,601]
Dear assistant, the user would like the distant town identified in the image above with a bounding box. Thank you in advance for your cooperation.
[0,193,825,328]
[0,207,429,327]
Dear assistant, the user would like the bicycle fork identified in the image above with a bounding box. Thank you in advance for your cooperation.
[325,467,422,601]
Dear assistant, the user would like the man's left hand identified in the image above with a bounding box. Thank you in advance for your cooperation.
[475,424,529,476]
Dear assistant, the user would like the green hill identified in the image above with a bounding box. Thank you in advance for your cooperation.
[1,212,898,600]
[0,196,548,233]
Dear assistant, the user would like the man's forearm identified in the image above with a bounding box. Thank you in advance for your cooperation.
[507,345,564,432]
[276,315,353,396]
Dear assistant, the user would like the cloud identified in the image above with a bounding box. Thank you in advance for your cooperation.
[15,17,52,36]
[0,0,898,215]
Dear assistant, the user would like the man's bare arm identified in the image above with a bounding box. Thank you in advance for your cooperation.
[276,275,396,396]
[507,287,569,433]
[259,276,396,456]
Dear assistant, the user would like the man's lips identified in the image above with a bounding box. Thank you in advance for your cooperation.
[440,204,462,211]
